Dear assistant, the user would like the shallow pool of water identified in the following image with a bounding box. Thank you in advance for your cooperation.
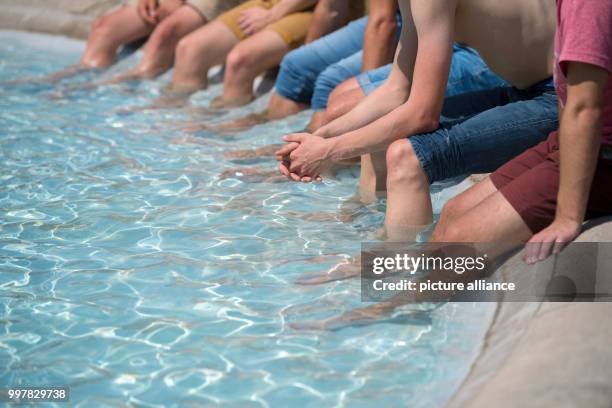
[0,31,494,407]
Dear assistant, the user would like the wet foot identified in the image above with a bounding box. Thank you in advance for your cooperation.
[224,144,282,159]
[295,256,361,285]
[210,94,254,109]
[219,167,287,183]
[289,303,396,331]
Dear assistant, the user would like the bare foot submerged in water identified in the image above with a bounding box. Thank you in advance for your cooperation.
[295,256,362,285]
[182,112,270,134]
[210,93,255,109]
[218,167,287,183]
[224,144,283,159]
[289,302,435,331]
[287,193,375,225]
[1,65,94,87]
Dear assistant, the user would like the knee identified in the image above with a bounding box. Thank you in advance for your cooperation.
[88,15,114,43]
[433,197,477,242]
[437,197,462,228]
[328,78,357,106]
[149,20,180,45]
[90,15,105,31]
[315,66,344,97]
[432,212,475,242]
[434,221,466,243]
[175,35,199,66]
[386,140,424,186]
[279,46,316,80]
[225,47,255,78]
[325,98,344,122]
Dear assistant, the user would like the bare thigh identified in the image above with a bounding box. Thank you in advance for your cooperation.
[150,5,205,42]
[435,187,532,244]
[444,176,498,218]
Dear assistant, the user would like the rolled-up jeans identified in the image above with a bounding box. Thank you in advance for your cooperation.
[275,16,369,110]
[277,29,508,112]
[408,79,559,184]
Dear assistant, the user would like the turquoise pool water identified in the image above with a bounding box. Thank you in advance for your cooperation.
[0,32,494,407]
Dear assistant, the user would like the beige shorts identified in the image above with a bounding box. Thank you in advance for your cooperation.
[186,0,242,20]
[127,0,242,21]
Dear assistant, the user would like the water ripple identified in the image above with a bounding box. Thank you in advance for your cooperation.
[0,31,493,407]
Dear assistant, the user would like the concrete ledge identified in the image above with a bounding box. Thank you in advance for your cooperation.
[0,0,120,38]
[449,219,612,408]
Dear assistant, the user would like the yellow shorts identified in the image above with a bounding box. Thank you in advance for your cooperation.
[127,0,241,21]
[217,0,314,48]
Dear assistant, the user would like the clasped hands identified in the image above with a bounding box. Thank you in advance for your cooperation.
[275,133,335,182]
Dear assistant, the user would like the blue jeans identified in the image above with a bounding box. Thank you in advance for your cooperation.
[408,79,559,183]
[276,14,404,110]
[356,44,508,97]
[275,17,368,109]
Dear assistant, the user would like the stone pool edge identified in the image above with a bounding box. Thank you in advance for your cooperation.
[2,3,612,404]
[0,0,120,39]
[448,218,612,408]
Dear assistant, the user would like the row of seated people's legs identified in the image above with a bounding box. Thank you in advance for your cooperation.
[213,17,371,131]
[171,22,292,108]
[114,5,206,81]
[214,69,361,134]
[47,2,198,85]
[222,76,364,160]
[74,4,295,107]
[80,5,153,69]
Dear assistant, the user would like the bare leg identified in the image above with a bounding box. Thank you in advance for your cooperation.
[191,91,307,134]
[295,255,362,285]
[314,179,533,330]
[5,6,151,85]
[219,168,288,183]
[267,91,308,119]
[81,6,152,69]
[171,20,239,93]
[359,150,387,204]
[434,176,498,233]
[431,177,532,244]
[307,77,365,130]
[308,112,327,132]
[383,139,433,242]
[224,144,283,159]
[188,111,269,133]
[113,5,205,82]
[210,30,290,108]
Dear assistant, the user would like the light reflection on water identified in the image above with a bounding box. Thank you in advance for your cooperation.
[0,31,493,407]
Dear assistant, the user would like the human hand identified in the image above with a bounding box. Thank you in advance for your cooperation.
[277,133,333,182]
[276,141,323,182]
[238,7,272,36]
[138,0,160,25]
[523,218,582,264]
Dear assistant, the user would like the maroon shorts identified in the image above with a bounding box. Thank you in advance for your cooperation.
[490,131,612,233]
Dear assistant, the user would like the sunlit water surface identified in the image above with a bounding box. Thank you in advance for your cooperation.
[0,31,494,407]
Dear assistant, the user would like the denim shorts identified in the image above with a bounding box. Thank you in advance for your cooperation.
[276,14,403,110]
[408,78,559,184]
[275,16,368,108]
